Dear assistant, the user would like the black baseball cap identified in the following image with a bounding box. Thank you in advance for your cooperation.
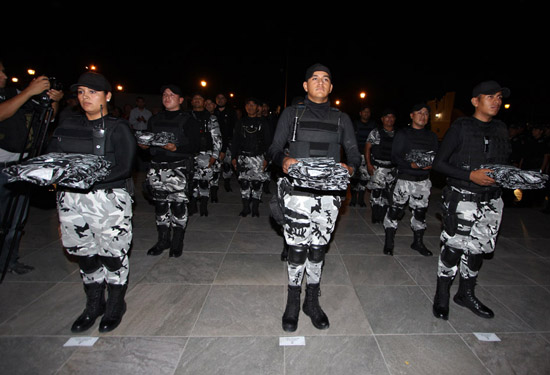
[305,63,332,81]
[472,80,510,98]
[410,103,430,113]
[70,72,112,92]
[160,84,183,96]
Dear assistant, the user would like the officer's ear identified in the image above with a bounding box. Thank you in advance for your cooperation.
[471,96,479,109]
[106,91,113,103]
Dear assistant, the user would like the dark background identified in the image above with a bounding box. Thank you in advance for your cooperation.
[3,3,548,125]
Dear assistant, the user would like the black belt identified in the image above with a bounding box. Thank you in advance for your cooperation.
[452,189,502,202]
[398,173,429,181]
[151,160,188,170]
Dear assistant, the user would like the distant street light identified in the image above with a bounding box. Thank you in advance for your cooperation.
[359,91,366,99]
[200,80,207,88]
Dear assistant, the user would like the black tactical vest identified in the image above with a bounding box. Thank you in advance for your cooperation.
[371,127,394,164]
[193,110,213,151]
[240,117,266,155]
[288,105,342,162]
[149,110,194,158]
[447,117,511,190]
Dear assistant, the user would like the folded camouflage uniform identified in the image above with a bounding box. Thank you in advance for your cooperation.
[405,150,436,168]
[287,157,350,191]
[3,152,111,190]
[135,131,176,146]
[481,164,548,189]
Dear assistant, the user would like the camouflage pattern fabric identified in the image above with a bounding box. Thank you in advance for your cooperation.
[236,154,269,199]
[383,179,432,230]
[287,157,350,191]
[438,186,503,278]
[3,152,111,189]
[350,157,370,192]
[280,177,342,247]
[367,165,396,191]
[405,149,436,168]
[135,131,176,146]
[146,164,188,202]
[57,188,132,285]
[193,116,222,198]
[481,163,548,189]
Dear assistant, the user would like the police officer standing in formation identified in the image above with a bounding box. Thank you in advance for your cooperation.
[214,93,237,192]
[432,80,511,321]
[350,105,377,207]
[140,84,200,258]
[231,97,272,217]
[47,71,136,333]
[188,93,222,217]
[365,108,397,223]
[268,63,361,332]
[382,103,438,256]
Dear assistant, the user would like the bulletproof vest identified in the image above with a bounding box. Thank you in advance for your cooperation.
[240,117,265,155]
[0,87,32,153]
[371,127,394,163]
[405,127,436,151]
[193,110,213,151]
[355,120,376,151]
[447,117,511,190]
[288,105,342,162]
[51,114,119,167]
[149,110,192,158]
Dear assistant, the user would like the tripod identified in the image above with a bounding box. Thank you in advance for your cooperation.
[0,100,55,282]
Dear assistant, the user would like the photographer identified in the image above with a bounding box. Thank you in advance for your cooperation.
[0,60,63,275]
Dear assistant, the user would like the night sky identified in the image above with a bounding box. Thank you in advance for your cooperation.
[4,4,548,125]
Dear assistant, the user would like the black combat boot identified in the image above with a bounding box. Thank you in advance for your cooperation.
[303,283,329,330]
[210,186,218,203]
[199,196,209,216]
[188,197,198,216]
[99,283,128,332]
[432,276,454,320]
[251,198,260,217]
[224,178,232,192]
[239,198,251,217]
[349,190,357,206]
[383,227,396,255]
[169,227,185,258]
[453,276,494,319]
[147,226,171,256]
[282,285,301,332]
[411,229,433,256]
[358,190,367,207]
[71,282,106,332]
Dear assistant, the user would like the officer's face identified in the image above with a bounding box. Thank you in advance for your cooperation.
[245,101,259,117]
[162,89,183,111]
[410,109,429,129]
[359,108,371,121]
[77,86,111,120]
[192,95,205,110]
[381,114,395,128]
[303,71,333,103]
[472,92,503,121]
[215,94,227,107]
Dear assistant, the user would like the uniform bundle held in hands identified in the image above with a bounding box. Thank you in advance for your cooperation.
[481,164,548,189]
[287,157,350,191]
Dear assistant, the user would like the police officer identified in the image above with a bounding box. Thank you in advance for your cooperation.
[214,93,237,192]
[350,105,377,207]
[140,84,200,258]
[382,103,438,256]
[188,93,222,216]
[47,71,136,333]
[365,108,397,223]
[268,63,361,332]
[432,80,511,320]
[231,97,271,217]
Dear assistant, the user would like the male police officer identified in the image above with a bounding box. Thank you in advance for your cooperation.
[268,63,361,332]
[432,80,511,320]
[382,103,438,256]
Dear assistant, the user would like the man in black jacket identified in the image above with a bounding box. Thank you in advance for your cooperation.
[432,80,511,321]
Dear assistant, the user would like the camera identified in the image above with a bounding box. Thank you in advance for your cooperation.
[34,76,63,107]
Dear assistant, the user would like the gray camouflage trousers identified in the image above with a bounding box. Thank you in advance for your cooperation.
[279,178,342,286]
[193,152,214,198]
[57,188,132,285]
[236,154,269,200]
[383,178,431,231]
[438,186,504,279]
[350,156,370,192]
[146,164,189,229]
[367,165,396,208]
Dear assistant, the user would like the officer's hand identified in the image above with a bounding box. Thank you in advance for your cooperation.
[219,152,226,161]
[47,89,64,103]
[208,156,216,167]
[367,163,374,176]
[163,143,176,152]
[340,163,354,176]
[470,168,496,186]
[232,159,237,170]
[25,76,51,96]
[282,157,298,174]
[138,144,149,149]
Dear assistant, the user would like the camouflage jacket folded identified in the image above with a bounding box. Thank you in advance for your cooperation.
[2,152,112,189]
[481,164,548,189]
[287,157,350,191]
[405,150,436,168]
[135,131,176,146]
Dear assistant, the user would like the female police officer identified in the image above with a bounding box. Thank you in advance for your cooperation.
[47,71,136,333]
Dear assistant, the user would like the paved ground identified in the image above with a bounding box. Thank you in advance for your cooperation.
[1,172,549,374]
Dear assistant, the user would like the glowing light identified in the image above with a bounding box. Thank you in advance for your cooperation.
[116,85,124,91]
[27,69,35,75]
[359,92,366,99]
[200,80,207,87]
